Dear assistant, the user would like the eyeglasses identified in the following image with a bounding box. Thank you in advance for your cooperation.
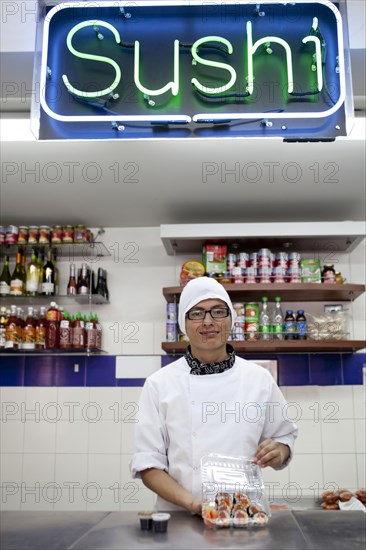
[186,306,230,321]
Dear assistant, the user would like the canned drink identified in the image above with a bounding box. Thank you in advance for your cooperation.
[275,252,288,265]
[166,303,178,322]
[272,266,287,283]
[245,267,257,284]
[258,248,271,261]
[166,322,177,342]
[227,253,237,270]
[231,266,244,283]
[258,267,272,283]
[287,267,301,283]
[237,252,249,268]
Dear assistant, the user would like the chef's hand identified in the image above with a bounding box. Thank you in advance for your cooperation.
[253,439,290,469]
[189,497,202,516]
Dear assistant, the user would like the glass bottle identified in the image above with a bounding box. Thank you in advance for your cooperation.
[22,307,36,350]
[259,297,272,340]
[0,256,11,296]
[284,310,297,340]
[67,263,77,295]
[86,312,97,350]
[42,249,56,296]
[272,296,284,340]
[45,301,60,348]
[37,248,45,294]
[72,311,85,348]
[10,251,25,296]
[52,249,59,294]
[26,249,40,296]
[77,263,90,295]
[60,310,72,349]
[36,306,47,349]
[5,305,19,349]
[296,310,307,340]
[0,306,8,349]
[95,314,102,350]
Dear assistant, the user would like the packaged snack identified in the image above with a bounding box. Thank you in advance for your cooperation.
[203,245,227,275]
[306,311,349,341]
[180,260,205,286]
[201,454,270,529]
[300,259,321,283]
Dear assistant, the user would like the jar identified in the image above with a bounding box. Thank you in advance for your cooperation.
[336,272,344,284]
[28,226,39,244]
[18,226,28,244]
[321,264,336,284]
[0,226,6,244]
[38,226,50,244]
[62,225,74,243]
[51,225,63,244]
[5,225,18,244]
[74,224,87,243]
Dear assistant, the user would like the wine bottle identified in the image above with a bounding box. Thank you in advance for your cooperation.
[42,249,56,296]
[67,263,77,295]
[77,263,89,295]
[0,256,11,296]
[10,251,25,296]
[26,249,40,296]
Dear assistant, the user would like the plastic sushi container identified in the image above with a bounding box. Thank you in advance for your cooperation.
[201,453,271,528]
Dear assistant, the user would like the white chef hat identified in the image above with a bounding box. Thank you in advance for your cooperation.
[178,276,237,335]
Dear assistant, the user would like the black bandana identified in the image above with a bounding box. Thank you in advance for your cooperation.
[185,344,236,375]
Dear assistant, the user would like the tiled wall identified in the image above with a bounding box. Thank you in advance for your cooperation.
[1,383,365,511]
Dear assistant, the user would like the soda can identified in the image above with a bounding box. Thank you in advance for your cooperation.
[287,267,301,283]
[288,252,301,268]
[231,266,244,283]
[245,267,257,284]
[258,248,271,261]
[227,253,237,270]
[275,252,288,266]
[272,266,287,283]
[166,322,177,342]
[166,303,178,322]
[258,267,272,283]
[237,252,249,268]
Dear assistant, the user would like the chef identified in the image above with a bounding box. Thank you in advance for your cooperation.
[130,277,298,514]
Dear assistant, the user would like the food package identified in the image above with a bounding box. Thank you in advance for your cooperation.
[300,259,321,283]
[202,244,227,275]
[307,311,350,341]
[180,260,205,286]
[201,454,270,528]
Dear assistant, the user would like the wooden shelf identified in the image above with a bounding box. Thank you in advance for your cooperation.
[162,340,366,354]
[163,283,365,303]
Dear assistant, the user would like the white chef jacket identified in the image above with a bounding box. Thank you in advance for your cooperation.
[130,356,298,511]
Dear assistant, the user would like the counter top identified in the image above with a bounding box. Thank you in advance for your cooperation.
[1,510,365,550]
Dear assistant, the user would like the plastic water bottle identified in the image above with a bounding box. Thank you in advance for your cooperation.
[272,296,284,340]
[259,297,272,340]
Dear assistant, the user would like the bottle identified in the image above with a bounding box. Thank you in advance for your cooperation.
[0,256,11,296]
[86,312,97,350]
[46,301,60,348]
[60,310,72,349]
[5,305,20,349]
[272,296,284,340]
[321,263,336,284]
[42,249,56,296]
[72,311,85,348]
[0,306,8,349]
[22,307,36,350]
[26,249,40,296]
[67,263,77,295]
[16,307,25,348]
[77,263,90,295]
[52,249,59,294]
[259,297,272,340]
[10,251,25,296]
[37,248,45,294]
[296,310,307,340]
[95,268,105,297]
[36,306,47,349]
[284,310,297,340]
[95,314,102,350]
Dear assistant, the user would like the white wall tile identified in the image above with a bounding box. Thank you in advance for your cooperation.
[23,420,57,454]
[318,386,354,419]
[353,385,366,419]
[0,453,23,484]
[121,322,155,355]
[120,488,156,512]
[285,387,321,420]
[116,355,160,379]
[122,387,142,404]
[0,420,24,453]
[323,454,358,489]
[56,387,91,421]
[88,421,121,454]
[22,453,55,486]
[101,320,123,355]
[20,493,54,511]
[89,387,123,421]
[154,321,167,355]
[121,419,137,455]
[355,419,366,453]
[53,488,87,511]
[24,387,58,416]
[0,387,26,420]
[321,419,356,454]
[0,487,22,511]
[289,454,323,490]
[54,454,88,486]
[261,465,289,497]
[88,454,121,488]
[85,488,121,511]
[55,420,89,454]
[293,419,322,454]
[356,454,365,487]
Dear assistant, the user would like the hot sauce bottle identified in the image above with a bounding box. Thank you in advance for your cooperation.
[46,301,60,349]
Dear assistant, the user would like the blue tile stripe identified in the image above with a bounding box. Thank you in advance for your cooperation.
[0,353,365,386]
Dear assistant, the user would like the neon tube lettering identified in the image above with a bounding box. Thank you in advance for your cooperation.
[191,36,237,94]
[134,39,180,96]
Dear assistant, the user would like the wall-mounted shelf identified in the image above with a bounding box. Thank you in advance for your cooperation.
[0,242,111,259]
[0,295,109,306]
[160,221,365,255]
[162,340,366,354]
[163,283,365,303]
[0,348,107,356]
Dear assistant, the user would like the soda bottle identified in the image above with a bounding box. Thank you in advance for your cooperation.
[46,301,60,348]
[284,310,297,340]
[259,297,272,340]
[296,310,307,340]
[272,296,284,340]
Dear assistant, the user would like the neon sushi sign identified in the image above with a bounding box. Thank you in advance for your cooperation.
[38,1,347,139]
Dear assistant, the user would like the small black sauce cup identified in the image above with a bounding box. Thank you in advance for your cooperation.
[152,513,171,533]
[138,511,153,530]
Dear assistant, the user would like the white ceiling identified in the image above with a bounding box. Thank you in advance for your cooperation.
[0,1,365,229]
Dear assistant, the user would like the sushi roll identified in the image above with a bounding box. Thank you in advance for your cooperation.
[233,509,249,527]
[202,505,219,527]
[234,493,251,508]
[216,509,231,527]
[252,511,268,525]
[248,503,262,516]
[216,492,233,507]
